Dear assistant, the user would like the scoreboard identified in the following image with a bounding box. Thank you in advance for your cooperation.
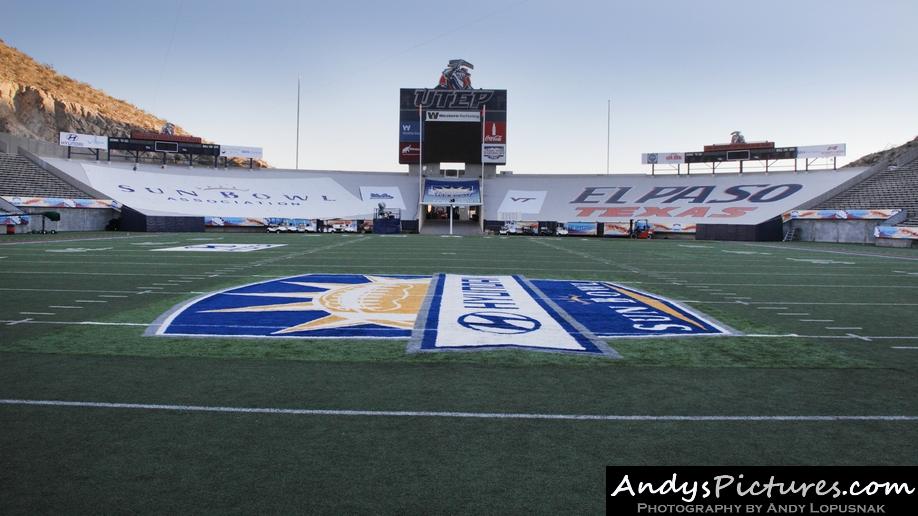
[398,88,507,165]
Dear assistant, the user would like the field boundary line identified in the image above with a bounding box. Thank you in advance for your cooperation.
[2,399,917,422]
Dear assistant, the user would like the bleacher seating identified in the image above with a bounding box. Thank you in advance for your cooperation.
[816,160,918,226]
[0,151,89,198]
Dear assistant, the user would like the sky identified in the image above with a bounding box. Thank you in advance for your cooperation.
[3,0,917,173]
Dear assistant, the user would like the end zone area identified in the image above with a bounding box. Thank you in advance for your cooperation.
[1,232,917,513]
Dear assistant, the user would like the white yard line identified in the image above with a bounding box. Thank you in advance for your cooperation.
[48,305,83,309]
[18,312,55,316]
[1,399,916,422]
[742,243,918,261]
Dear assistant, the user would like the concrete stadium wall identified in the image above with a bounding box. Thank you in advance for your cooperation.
[20,207,116,232]
[786,219,880,244]
[0,133,67,159]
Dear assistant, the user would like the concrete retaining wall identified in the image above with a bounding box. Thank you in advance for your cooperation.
[20,207,116,232]
[786,219,880,244]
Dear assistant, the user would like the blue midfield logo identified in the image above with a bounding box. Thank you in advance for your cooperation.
[151,273,732,357]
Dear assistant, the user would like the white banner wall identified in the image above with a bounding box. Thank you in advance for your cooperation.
[81,164,368,219]
[484,168,868,226]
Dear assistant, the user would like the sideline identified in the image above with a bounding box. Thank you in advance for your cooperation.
[2,399,916,421]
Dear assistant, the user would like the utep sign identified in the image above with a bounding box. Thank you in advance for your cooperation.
[153,274,730,356]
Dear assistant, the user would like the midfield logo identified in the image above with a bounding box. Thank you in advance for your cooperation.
[152,274,732,356]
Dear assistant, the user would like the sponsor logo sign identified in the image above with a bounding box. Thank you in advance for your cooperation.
[59,132,108,150]
[641,152,684,165]
[152,244,287,253]
[220,145,264,160]
[481,144,506,164]
[359,186,407,210]
[483,121,506,143]
[399,121,420,142]
[399,143,421,163]
[795,143,846,158]
[425,110,480,122]
[153,274,731,356]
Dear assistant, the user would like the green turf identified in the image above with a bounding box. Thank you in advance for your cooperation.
[1,231,916,514]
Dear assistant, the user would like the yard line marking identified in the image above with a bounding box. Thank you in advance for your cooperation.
[2,399,916,422]
[98,295,129,298]
[0,235,168,246]
[682,301,918,307]
[800,319,834,322]
[778,313,809,316]
[745,333,918,341]
[74,300,107,303]
[0,320,149,327]
[19,312,55,316]
[743,243,918,262]
[892,347,918,350]
[826,327,862,330]
[136,286,164,290]
[757,307,789,310]
[48,305,83,309]
[5,318,33,326]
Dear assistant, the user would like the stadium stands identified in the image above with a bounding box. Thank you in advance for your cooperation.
[816,158,918,225]
[0,151,89,198]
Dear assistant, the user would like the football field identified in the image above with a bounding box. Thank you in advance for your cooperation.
[1,232,917,514]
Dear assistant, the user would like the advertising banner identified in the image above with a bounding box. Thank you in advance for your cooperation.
[482,121,506,143]
[497,190,546,214]
[399,121,420,142]
[481,144,506,164]
[2,196,119,209]
[781,209,899,222]
[219,145,263,160]
[874,225,918,240]
[399,142,421,164]
[653,222,697,233]
[80,164,367,219]
[641,152,685,165]
[59,132,108,150]
[565,222,598,236]
[359,186,407,210]
[425,111,480,122]
[422,179,481,205]
[603,222,631,236]
[796,144,846,158]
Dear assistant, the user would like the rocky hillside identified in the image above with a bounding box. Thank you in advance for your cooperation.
[845,136,918,168]
[0,39,266,167]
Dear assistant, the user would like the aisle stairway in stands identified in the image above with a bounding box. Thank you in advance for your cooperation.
[0,152,90,198]
[816,158,918,226]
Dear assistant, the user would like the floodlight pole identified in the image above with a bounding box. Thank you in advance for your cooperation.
[606,98,611,175]
[449,201,454,235]
[295,77,301,170]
